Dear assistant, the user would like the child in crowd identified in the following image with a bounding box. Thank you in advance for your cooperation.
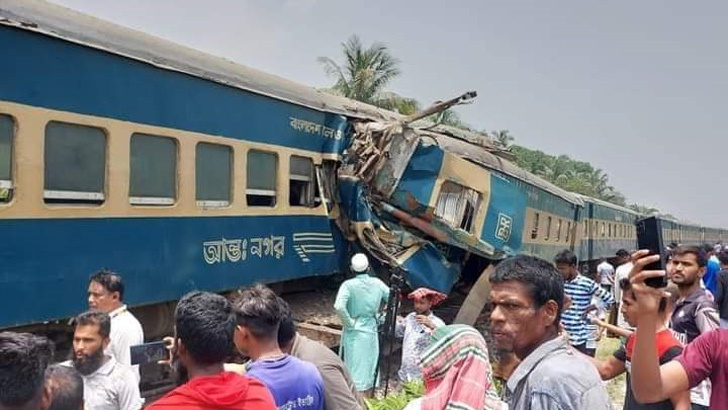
[395,288,446,382]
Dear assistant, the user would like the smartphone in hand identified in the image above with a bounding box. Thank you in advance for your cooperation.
[130,341,169,366]
[635,216,668,288]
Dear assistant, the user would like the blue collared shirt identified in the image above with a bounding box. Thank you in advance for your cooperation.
[505,335,611,410]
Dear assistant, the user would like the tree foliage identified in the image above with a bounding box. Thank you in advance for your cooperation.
[510,145,628,206]
[318,35,402,107]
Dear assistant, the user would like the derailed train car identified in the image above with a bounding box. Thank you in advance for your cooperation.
[330,113,585,294]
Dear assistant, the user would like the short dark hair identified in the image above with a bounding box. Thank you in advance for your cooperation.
[702,243,714,254]
[619,278,669,313]
[277,297,296,347]
[233,284,282,340]
[718,250,728,266]
[0,332,54,407]
[491,255,564,324]
[672,245,708,268]
[89,269,125,301]
[175,291,235,365]
[75,310,111,339]
[616,249,630,258]
[554,249,577,266]
[46,365,83,410]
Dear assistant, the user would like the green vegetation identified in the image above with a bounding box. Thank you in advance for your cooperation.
[366,380,424,410]
[319,35,668,214]
[597,337,626,408]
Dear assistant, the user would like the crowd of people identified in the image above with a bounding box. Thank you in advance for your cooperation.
[1,245,727,410]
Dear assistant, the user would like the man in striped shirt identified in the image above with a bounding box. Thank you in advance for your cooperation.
[555,250,614,356]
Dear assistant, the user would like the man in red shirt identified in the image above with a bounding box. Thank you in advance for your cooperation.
[147,291,275,410]
[629,250,728,410]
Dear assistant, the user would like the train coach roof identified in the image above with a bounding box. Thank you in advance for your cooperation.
[0,0,400,122]
[575,194,638,215]
[427,129,584,205]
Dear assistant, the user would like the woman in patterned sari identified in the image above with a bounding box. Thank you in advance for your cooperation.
[404,325,505,410]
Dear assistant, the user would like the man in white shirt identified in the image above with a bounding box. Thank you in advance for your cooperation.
[612,249,634,331]
[87,270,144,381]
[68,311,143,410]
[596,259,615,293]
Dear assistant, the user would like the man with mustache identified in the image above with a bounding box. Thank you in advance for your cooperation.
[69,311,142,410]
[489,255,610,410]
[86,270,143,383]
[666,246,720,409]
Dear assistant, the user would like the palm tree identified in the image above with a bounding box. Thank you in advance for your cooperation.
[318,35,401,106]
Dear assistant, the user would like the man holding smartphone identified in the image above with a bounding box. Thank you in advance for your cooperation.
[628,250,728,410]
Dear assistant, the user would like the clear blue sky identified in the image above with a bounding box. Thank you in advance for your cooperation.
[50,0,728,227]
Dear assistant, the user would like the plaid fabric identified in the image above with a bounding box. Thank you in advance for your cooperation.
[418,325,501,410]
[408,288,448,306]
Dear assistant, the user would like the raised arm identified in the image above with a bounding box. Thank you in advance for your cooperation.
[628,251,691,403]
[668,380,692,410]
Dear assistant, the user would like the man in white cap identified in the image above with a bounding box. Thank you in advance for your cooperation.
[334,253,390,397]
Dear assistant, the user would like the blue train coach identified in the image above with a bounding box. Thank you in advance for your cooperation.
[0,0,406,333]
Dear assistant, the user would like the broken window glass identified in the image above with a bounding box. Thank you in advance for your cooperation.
[434,181,481,233]
[289,155,316,207]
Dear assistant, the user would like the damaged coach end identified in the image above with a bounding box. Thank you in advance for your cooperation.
[331,93,537,294]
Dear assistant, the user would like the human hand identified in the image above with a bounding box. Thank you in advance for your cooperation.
[157,336,175,366]
[415,315,435,330]
[582,304,597,318]
[629,250,669,320]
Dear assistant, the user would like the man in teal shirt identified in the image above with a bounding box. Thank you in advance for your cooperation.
[334,253,390,396]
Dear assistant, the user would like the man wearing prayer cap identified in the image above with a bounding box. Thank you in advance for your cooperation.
[334,253,390,396]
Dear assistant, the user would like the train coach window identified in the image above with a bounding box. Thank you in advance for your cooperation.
[566,221,572,242]
[545,216,552,240]
[556,219,562,242]
[0,115,14,203]
[44,121,106,204]
[601,222,606,237]
[289,156,316,207]
[195,142,232,208]
[434,181,481,233]
[247,150,277,207]
[130,134,177,205]
[531,212,540,239]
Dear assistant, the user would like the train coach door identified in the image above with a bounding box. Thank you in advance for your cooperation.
[570,206,581,252]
